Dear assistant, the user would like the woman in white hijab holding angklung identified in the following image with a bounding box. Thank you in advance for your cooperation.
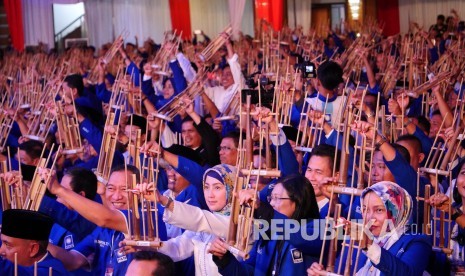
[308,181,433,276]
[123,164,237,276]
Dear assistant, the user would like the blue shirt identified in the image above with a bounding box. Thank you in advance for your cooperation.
[73,209,167,275]
[0,253,68,276]
[49,224,92,276]
[217,212,325,276]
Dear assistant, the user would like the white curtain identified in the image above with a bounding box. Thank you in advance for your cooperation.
[189,0,254,39]
[189,0,230,38]
[398,0,465,34]
[241,0,254,37]
[22,0,84,48]
[228,0,245,40]
[85,0,172,48]
[287,0,312,33]
[22,0,55,49]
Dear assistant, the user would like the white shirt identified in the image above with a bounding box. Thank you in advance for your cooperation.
[305,94,347,130]
[204,53,243,114]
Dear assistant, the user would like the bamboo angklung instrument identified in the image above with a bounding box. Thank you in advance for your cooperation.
[95,69,126,184]
[0,93,18,152]
[125,120,164,248]
[24,97,58,143]
[0,160,12,210]
[87,32,127,84]
[226,94,281,259]
[152,73,206,122]
[197,26,233,63]
[23,144,62,211]
[417,114,455,255]
[55,97,83,155]
[150,30,182,76]
[406,71,452,98]
[6,147,24,209]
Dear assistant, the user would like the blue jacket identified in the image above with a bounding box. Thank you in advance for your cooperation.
[96,82,112,103]
[79,118,103,153]
[174,156,209,210]
[39,195,97,240]
[216,212,324,276]
[336,233,432,276]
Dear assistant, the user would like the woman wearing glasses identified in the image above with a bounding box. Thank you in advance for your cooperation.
[209,174,322,276]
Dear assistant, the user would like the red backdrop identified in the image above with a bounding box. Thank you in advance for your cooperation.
[4,0,25,51]
[254,0,284,32]
[377,0,400,36]
[168,0,192,40]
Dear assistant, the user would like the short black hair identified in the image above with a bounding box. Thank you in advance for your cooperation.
[181,116,194,125]
[64,167,98,200]
[416,116,431,134]
[132,251,174,276]
[110,164,141,183]
[317,61,343,91]
[431,109,442,117]
[223,131,240,148]
[18,140,43,160]
[278,174,320,220]
[392,143,411,164]
[396,134,423,154]
[310,144,341,172]
[437,14,445,21]
[64,74,84,97]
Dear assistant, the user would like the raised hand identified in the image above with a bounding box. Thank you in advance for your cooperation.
[307,262,326,276]
[351,120,376,141]
[237,189,260,209]
[207,237,229,259]
[427,193,450,212]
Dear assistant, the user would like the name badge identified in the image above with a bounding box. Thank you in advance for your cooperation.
[115,248,127,263]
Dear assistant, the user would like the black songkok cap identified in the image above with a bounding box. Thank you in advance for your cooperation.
[129,114,147,134]
[164,144,202,165]
[2,209,54,241]
[20,163,37,182]
[281,126,302,142]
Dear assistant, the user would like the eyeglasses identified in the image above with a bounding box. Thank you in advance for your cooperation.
[217,146,235,151]
[267,195,291,203]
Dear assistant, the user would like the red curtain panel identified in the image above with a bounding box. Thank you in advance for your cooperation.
[4,0,25,51]
[169,0,192,40]
[377,0,400,37]
[254,0,283,32]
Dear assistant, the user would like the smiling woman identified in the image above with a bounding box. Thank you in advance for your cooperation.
[132,164,237,276]
[308,181,432,276]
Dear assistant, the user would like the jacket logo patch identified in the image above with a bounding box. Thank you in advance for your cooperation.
[291,248,303,263]
[64,235,74,250]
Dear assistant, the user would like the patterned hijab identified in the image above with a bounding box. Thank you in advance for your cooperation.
[361,181,412,233]
[203,164,237,216]
[358,181,413,276]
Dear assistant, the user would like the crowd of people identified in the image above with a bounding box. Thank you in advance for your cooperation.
[0,9,465,276]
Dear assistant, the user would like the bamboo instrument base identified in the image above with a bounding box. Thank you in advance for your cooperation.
[226,244,249,260]
[124,239,162,248]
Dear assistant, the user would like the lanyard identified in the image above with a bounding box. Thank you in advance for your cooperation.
[271,241,285,276]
